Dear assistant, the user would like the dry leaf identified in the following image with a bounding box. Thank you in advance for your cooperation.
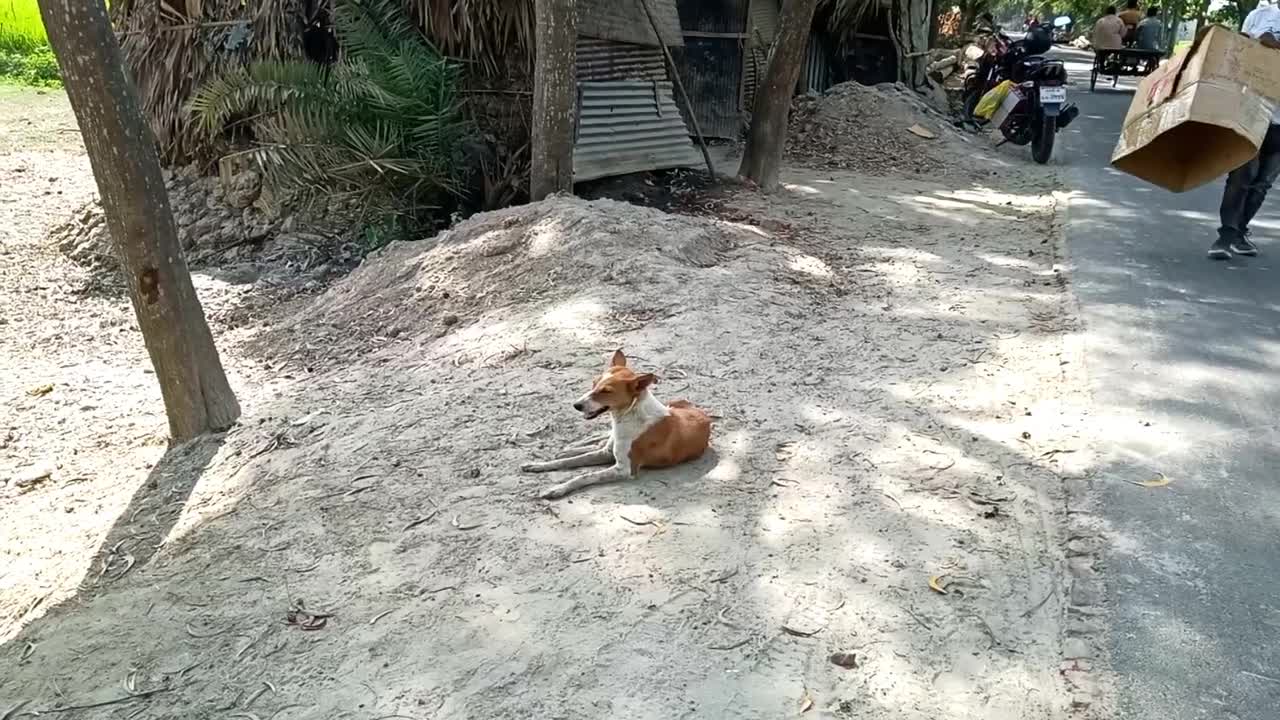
[829,651,858,668]
[26,383,54,397]
[1126,472,1170,488]
[451,514,481,530]
[928,574,950,595]
[907,124,937,139]
[782,623,822,638]
[800,691,814,713]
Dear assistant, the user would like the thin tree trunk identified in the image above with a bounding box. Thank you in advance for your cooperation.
[37,0,240,441]
[531,0,576,201]
[738,0,821,191]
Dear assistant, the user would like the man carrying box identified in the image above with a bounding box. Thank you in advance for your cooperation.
[1210,3,1280,258]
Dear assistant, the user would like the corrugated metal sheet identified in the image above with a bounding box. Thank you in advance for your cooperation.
[677,0,748,33]
[573,80,703,181]
[798,31,831,95]
[742,0,778,111]
[578,0,683,47]
[677,36,744,138]
[577,37,667,81]
[747,0,778,47]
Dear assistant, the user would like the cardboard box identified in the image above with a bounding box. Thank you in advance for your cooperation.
[1111,24,1280,193]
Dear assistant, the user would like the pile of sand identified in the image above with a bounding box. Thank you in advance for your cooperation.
[787,81,974,177]
[251,196,760,368]
[49,167,367,292]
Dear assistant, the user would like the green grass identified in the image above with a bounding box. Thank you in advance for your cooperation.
[0,0,58,86]
[0,0,47,53]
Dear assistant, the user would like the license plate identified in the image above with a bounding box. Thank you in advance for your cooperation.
[1040,86,1067,103]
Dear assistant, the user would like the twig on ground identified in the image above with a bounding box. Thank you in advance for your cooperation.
[708,638,751,651]
[904,606,934,630]
[1021,587,1055,619]
[185,622,230,639]
[403,511,438,532]
[244,681,274,708]
[22,685,172,714]
[710,568,739,583]
[619,514,663,529]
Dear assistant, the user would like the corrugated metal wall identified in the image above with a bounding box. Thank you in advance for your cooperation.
[675,0,750,139]
[743,0,779,111]
[678,38,745,138]
[798,31,831,95]
[573,81,703,181]
[576,37,667,81]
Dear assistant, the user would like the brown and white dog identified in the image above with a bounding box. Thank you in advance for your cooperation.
[521,350,712,499]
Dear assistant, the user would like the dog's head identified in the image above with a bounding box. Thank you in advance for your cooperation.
[572,350,657,420]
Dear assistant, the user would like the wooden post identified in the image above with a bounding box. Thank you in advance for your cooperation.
[640,0,716,178]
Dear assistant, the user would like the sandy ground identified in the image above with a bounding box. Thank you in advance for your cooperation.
[1,87,1093,719]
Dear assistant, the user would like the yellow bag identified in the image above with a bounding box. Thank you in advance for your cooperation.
[974,80,1014,119]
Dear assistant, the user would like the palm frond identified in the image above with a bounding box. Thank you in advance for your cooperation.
[189,0,470,218]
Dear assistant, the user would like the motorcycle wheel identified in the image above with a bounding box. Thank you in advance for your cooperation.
[1031,113,1056,164]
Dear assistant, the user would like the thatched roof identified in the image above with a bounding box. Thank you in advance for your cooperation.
[111,0,684,165]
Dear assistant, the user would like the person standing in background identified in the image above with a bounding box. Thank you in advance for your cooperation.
[1119,0,1144,32]
[1092,6,1127,50]
[1209,2,1280,258]
[1136,6,1163,50]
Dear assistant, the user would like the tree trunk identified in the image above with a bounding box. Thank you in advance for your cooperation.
[37,0,240,442]
[892,0,932,88]
[738,0,821,191]
[531,0,577,201]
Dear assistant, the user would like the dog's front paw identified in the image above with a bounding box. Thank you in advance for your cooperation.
[538,483,570,500]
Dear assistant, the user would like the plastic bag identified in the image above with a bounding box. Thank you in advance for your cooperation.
[974,80,1014,119]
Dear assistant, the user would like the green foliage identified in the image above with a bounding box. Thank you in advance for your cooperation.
[0,45,58,86]
[0,0,59,87]
[0,0,47,53]
[189,0,468,217]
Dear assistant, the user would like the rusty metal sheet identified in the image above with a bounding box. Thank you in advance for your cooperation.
[573,80,703,181]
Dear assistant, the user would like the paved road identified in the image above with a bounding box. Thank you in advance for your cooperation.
[1058,50,1280,718]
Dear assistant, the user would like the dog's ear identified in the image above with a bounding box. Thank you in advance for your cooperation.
[609,349,627,368]
[632,373,657,391]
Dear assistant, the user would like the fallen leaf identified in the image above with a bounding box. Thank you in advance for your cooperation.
[782,623,822,637]
[14,464,54,489]
[26,383,53,397]
[928,575,950,595]
[800,691,814,713]
[451,514,481,530]
[907,124,937,139]
[1126,472,1170,488]
[829,651,858,668]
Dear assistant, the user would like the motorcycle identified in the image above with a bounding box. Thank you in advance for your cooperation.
[961,26,1079,164]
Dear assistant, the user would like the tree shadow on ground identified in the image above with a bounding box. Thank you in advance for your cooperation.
[2,158,1087,719]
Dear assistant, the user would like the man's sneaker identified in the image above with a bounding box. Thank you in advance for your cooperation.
[1208,238,1232,259]
[1231,236,1260,256]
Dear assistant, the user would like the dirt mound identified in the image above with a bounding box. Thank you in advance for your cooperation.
[252,195,751,367]
[787,81,973,176]
[49,167,366,290]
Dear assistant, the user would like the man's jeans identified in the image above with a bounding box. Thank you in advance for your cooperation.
[1219,123,1280,242]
